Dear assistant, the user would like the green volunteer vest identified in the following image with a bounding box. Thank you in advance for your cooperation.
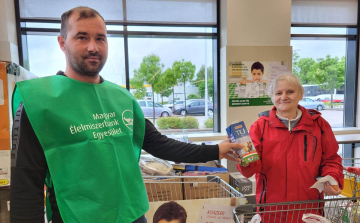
[14,75,148,223]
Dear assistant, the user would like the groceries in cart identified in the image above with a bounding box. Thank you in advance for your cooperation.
[172,163,228,172]
[226,121,259,166]
[139,156,175,176]
[182,170,228,176]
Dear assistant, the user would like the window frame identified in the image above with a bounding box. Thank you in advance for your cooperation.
[13,0,221,133]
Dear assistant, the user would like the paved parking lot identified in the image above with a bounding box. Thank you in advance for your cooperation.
[149,107,345,135]
[320,109,344,127]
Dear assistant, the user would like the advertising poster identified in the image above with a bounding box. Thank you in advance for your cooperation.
[145,197,245,223]
[0,62,10,187]
[0,62,37,187]
[228,61,288,107]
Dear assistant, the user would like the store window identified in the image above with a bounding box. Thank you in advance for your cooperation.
[291,34,349,128]
[291,0,358,128]
[291,0,358,160]
[16,0,219,134]
[128,35,215,133]
[26,35,126,86]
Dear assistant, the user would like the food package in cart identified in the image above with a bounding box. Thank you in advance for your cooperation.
[139,156,175,176]
[226,121,260,166]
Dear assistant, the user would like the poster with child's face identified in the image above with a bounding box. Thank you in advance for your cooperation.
[146,198,246,223]
[228,61,288,107]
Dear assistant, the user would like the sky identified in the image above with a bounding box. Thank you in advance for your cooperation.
[290,27,347,60]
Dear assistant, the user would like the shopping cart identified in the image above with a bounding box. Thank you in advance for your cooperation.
[233,196,360,223]
[343,158,360,198]
[233,162,360,223]
[143,175,243,202]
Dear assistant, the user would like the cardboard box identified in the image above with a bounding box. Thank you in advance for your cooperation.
[144,177,183,202]
[230,172,256,195]
[183,172,230,200]
[226,121,260,165]
[181,161,230,200]
[245,194,256,204]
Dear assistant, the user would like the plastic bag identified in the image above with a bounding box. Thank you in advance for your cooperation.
[302,214,331,223]
[248,214,261,223]
[139,156,175,176]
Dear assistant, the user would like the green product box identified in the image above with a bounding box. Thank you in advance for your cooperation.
[226,121,260,165]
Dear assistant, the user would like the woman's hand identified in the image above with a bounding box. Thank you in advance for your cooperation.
[233,151,249,167]
[323,181,341,196]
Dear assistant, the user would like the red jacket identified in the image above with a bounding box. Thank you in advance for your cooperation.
[237,106,343,220]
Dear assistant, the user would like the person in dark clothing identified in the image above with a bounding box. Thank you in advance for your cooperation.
[10,6,242,223]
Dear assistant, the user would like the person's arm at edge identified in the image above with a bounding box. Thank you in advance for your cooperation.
[236,120,262,178]
[318,117,344,189]
[142,119,242,163]
[10,103,47,223]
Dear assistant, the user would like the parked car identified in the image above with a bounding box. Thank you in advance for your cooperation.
[307,94,344,103]
[166,100,187,111]
[162,100,176,110]
[173,99,213,116]
[299,98,325,111]
[137,100,172,117]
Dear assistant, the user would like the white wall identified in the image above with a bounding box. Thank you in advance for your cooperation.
[220,0,291,48]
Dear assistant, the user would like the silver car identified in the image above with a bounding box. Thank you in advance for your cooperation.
[137,100,173,117]
[162,100,176,110]
[299,98,325,111]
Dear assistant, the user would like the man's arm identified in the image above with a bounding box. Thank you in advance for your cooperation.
[143,119,241,163]
[10,103,47,223]
[143,119,218,163]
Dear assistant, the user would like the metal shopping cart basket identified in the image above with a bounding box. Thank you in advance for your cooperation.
[233,162,360,223]
[342,158,360,198]
[143,175,243,202]
[233,196,360,223]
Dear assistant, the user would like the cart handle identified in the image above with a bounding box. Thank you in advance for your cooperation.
[344,166,360,173]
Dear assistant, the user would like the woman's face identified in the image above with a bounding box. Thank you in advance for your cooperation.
[273,80,303,115]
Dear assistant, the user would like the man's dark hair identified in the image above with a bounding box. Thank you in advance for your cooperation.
[153,201,187,223]
[251,61,264,73]
[60,6,105,39]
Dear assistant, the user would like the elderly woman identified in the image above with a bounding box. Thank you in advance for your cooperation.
[236,74,343,222]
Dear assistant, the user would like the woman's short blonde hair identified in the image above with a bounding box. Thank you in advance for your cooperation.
[268,73,304,104]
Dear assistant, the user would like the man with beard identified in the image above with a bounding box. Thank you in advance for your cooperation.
[10,6,243,223]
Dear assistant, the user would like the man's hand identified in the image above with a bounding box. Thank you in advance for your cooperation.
[218,139,243,161]
[324,181,341,196]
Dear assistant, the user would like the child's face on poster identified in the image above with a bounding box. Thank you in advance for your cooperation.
[158,219,181,223]
[251,69,264,82]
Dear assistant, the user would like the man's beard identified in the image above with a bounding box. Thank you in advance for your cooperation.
[66,49,106,77]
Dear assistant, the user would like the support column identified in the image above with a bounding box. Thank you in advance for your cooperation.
[220,0,292,171]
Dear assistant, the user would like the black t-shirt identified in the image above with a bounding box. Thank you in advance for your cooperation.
[10,73,219,223]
